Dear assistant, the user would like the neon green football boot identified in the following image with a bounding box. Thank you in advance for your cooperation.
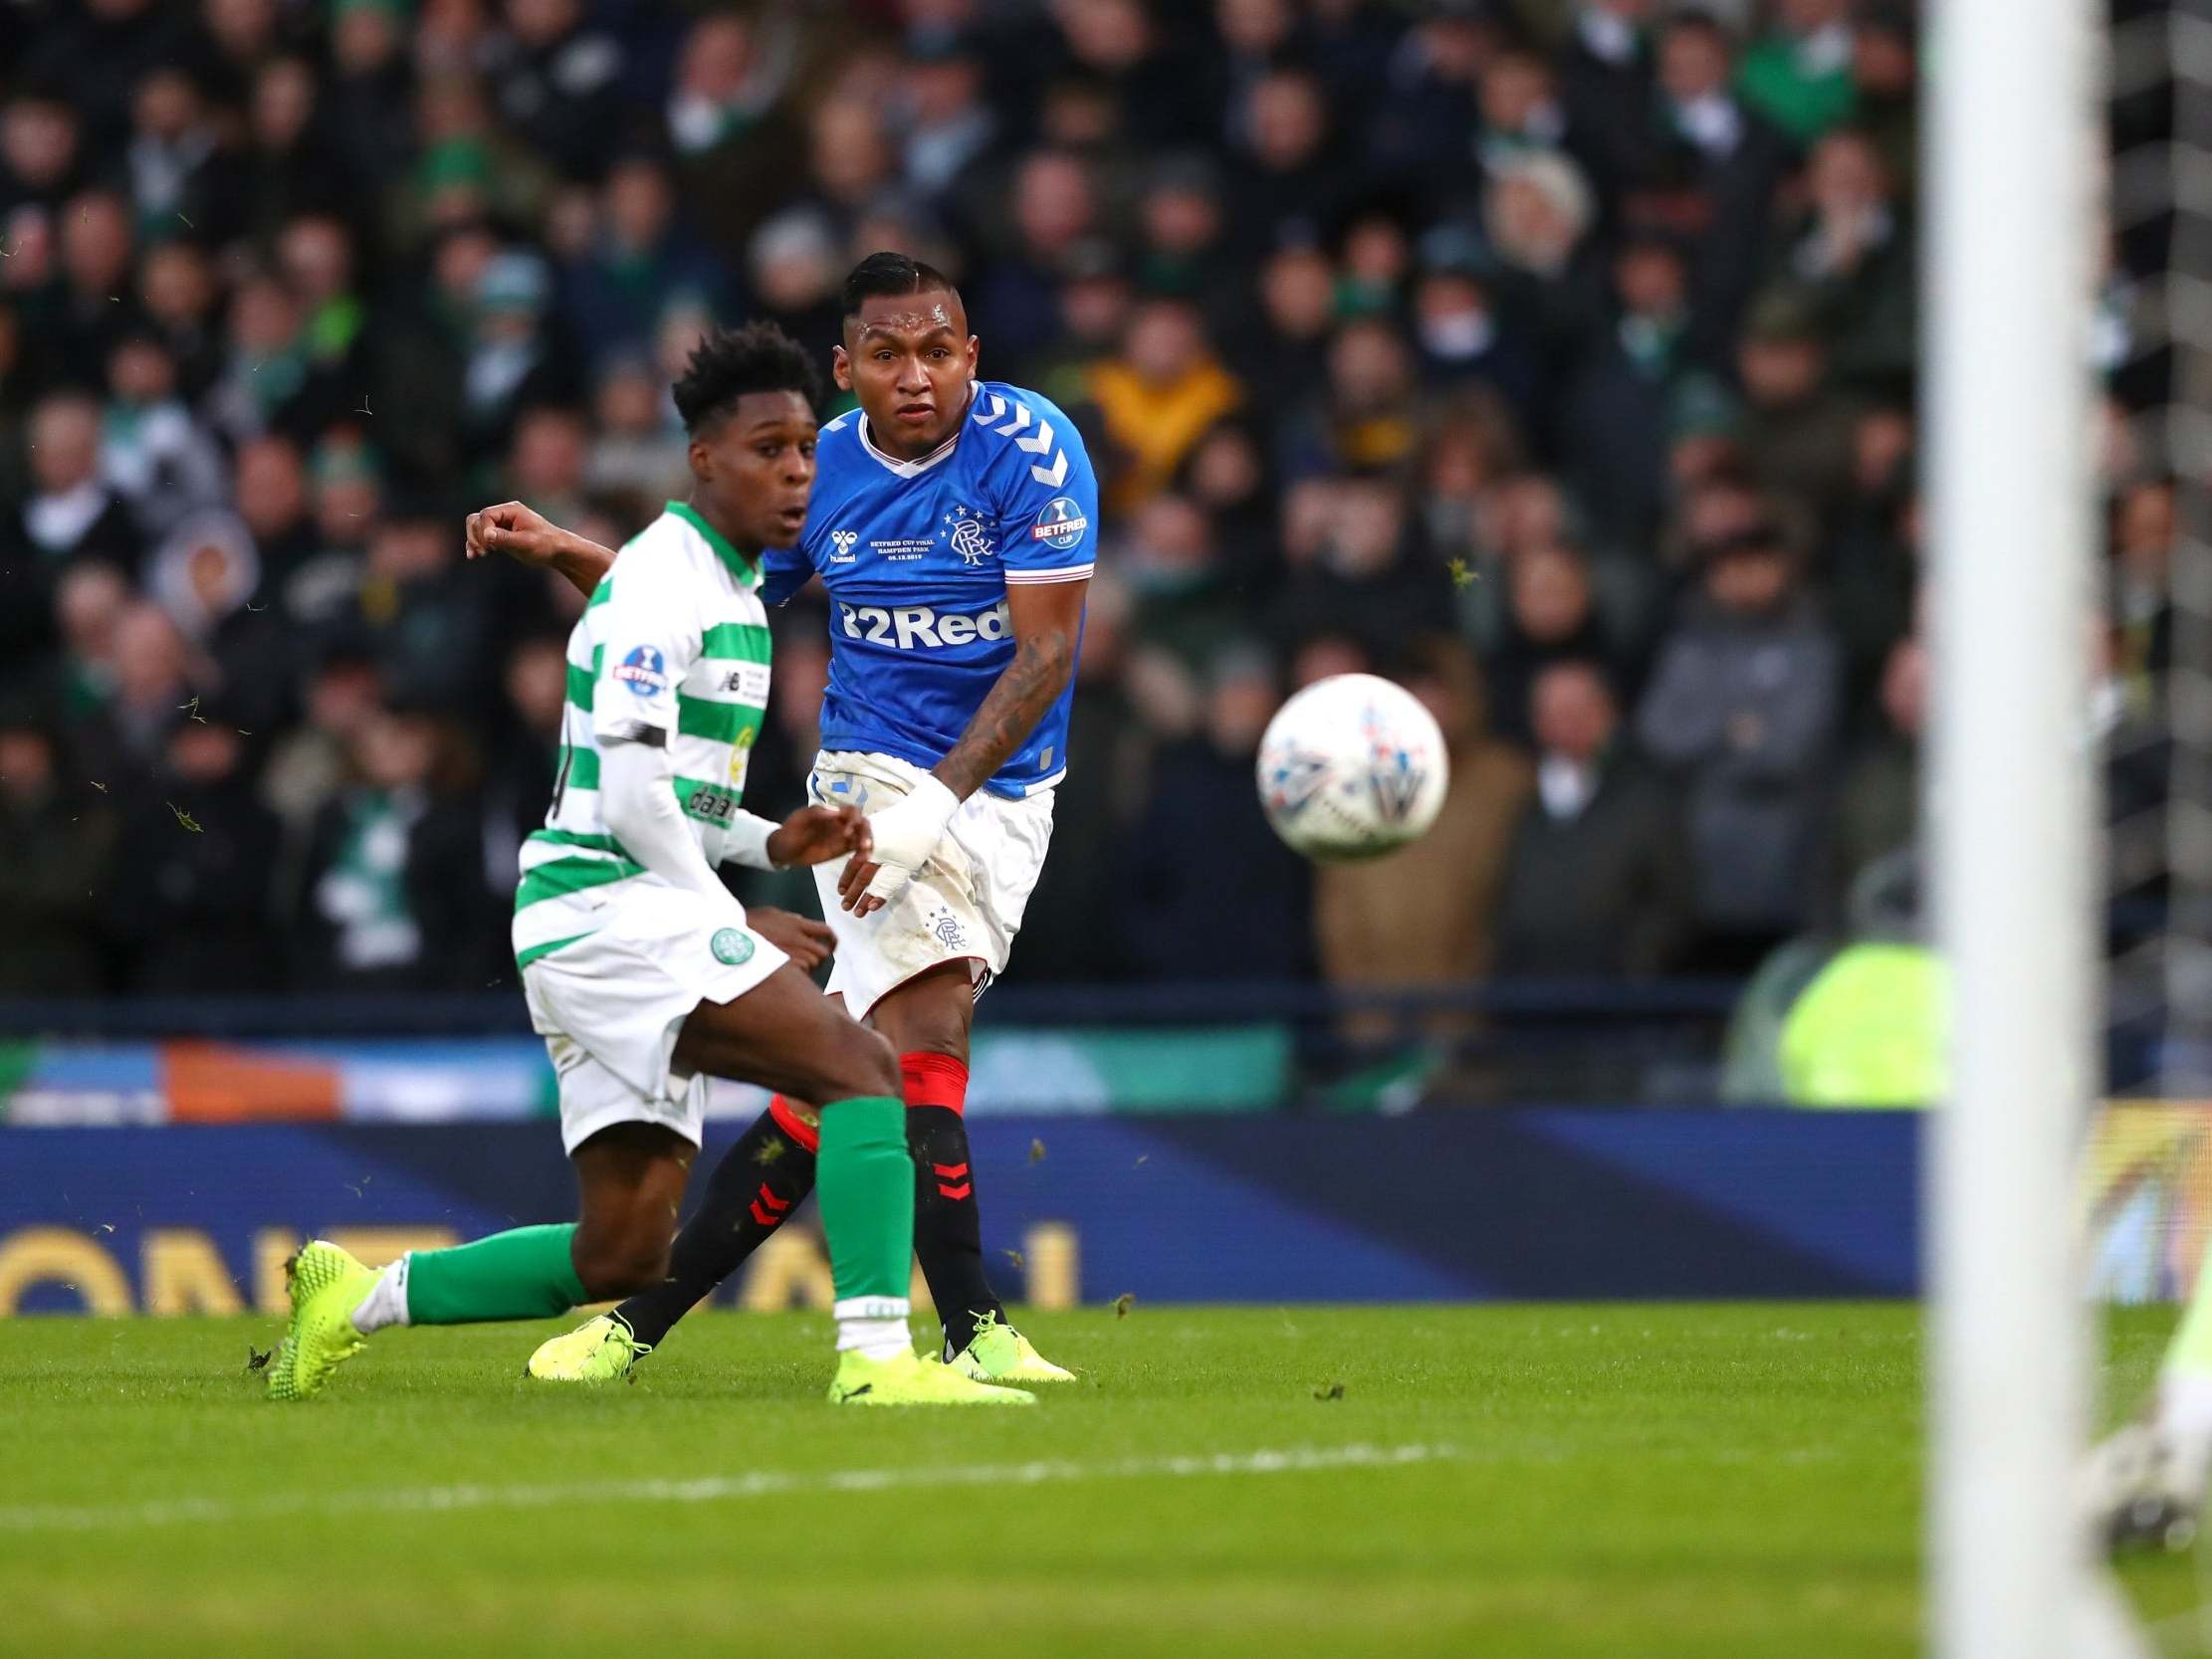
[526,1314,649,1382]
[267,1240,378,1402]
[828,1348,1035,1406]
[948,1312,1076,1383]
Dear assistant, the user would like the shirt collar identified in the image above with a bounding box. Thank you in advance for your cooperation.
[1538,752,1599,820]
[665,500,758,585]
[1578,9,1639,65]
[857,381,977,478]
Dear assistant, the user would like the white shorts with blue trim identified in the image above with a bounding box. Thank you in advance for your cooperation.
[807,749,1054,1021]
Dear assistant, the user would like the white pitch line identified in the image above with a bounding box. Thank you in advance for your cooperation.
[0,1442,1455,1535]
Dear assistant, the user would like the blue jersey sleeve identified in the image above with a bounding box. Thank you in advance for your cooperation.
[980,391,1099,587]
[758,542,814,607]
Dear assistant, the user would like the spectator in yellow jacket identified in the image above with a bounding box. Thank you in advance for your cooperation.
[1088,295,1242,514]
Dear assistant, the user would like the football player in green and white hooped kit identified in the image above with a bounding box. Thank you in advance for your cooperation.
[267,321,1031,1409]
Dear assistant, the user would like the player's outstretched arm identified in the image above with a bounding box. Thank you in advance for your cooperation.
[716,813,866,968]
[716,802,873,874]
[765,805,874,869]
[837,578,1086,916]
[598,737,752,916]
[465,500,616,598]
[600,752,842,969]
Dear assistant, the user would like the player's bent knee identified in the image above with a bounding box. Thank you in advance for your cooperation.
[570,1224,672,1300]
[807,1025,900,1103]
[873,964,976,1062]
[860,1027,902,1096]
[890,1021,966,1065]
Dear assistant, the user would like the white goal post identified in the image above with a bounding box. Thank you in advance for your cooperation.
[1925,0,2124,1655]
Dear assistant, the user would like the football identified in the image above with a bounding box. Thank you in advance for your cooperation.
[1255,673,1450,861]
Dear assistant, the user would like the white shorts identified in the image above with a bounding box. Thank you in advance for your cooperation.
[518,882,788,1153]
[807,749,1054,1021]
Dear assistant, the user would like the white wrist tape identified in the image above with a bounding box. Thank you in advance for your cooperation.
[862,774,961,904]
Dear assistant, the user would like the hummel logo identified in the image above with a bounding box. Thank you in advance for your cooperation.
[829,529,859,562]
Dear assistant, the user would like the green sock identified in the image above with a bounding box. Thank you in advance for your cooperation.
[403,1223,587,1325]
[815,1095,914,1318]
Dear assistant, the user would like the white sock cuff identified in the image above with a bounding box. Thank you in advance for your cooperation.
[2162,1369,2212,1444]
[349,1256,411,1335]
[835,1315,912,1358]
[833,1297,910,1323]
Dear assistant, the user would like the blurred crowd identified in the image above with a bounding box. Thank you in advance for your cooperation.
[0,0,2172,1005]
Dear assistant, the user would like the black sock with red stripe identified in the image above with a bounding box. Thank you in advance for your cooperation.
[612,1096,819,1349]
[901,1052,1005,1356]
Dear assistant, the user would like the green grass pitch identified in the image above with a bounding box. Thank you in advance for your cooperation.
[0,1304,2197,1658]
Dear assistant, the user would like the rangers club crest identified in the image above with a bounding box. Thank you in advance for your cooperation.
[946,504,995,566]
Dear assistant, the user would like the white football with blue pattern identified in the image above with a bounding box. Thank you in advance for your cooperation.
[1255,673,1449,862]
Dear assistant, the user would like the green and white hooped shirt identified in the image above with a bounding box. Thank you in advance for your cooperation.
[513,502,772,969]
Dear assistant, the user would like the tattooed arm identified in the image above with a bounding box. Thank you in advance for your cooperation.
[836,578,1086,916]
[934,579,1085,797]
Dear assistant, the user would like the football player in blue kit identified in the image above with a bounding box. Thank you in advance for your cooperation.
[471,256,1093,1384]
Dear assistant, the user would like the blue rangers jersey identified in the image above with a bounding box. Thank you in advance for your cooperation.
[760,381,1098,798]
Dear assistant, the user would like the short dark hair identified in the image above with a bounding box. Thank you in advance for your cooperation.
[840,250,958,319]
[670,321,822,435]
[1663,8,1732,42]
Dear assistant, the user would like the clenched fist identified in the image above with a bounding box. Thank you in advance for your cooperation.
[465,500,567,566]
